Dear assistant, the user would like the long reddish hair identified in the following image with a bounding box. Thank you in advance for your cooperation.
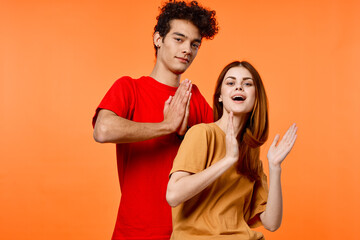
[213,61,269,181]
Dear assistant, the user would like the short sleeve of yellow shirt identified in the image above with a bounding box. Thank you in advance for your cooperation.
[170,123,269,240]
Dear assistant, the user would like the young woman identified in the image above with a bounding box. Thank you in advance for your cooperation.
[166,61,297,239]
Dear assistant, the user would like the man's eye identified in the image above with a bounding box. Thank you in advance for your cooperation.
[175,38,182,42]
[192,43,200,49]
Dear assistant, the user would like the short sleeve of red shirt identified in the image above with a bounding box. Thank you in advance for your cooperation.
[92,76,136,127]
[188,84,213,125]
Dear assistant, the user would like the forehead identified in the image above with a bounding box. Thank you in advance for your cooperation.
[168,19,201,40]
[224,66,253,80]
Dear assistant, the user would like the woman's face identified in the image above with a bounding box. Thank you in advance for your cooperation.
[219,66,256,115]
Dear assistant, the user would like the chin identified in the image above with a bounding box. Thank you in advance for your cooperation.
[226,108,251,116]
[172,67,188,75]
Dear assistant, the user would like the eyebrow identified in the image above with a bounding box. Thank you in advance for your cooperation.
[172,32,202,43]
[225,76,253,80]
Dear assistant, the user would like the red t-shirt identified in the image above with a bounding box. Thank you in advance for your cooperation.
[93,76,213,240]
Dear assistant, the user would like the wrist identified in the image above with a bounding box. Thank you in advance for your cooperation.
[224,155,238,165]
[269,164,282,173]
[160,120,176,135]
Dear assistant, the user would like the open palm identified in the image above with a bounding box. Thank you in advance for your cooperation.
[267,123,298,167]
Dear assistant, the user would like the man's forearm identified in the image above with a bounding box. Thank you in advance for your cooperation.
[93,109,173,143]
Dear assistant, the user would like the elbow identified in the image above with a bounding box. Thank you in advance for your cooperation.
[260,211,282,232]
[93,123,110,143]
[264,223,281,232]
[166,189,181,208]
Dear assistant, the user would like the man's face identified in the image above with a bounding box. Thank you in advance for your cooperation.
[155,19,202,75]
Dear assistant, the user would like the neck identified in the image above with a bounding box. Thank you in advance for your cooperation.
[216,111,249,137]
[150,61,181,87]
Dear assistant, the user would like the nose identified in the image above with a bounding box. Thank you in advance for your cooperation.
[182,44,192,55]
[235,83,243,91]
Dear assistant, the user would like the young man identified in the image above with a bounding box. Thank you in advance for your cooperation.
[92,1,218,239]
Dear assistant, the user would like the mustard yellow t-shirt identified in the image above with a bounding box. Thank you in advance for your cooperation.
[170,123,269,240]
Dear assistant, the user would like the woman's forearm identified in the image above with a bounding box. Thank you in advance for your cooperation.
[261,124,297,231]
[260,166,283,232]
[166,157,235,207]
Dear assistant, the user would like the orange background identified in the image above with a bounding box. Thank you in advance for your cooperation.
[1,0,360,239]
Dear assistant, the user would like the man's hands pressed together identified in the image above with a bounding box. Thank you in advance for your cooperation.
[163,79,192,136]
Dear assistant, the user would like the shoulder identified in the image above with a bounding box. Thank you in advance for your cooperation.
[191,83,200,92]
[185,123,217,140]
[111,76,150,92]
[109,76,134,90]
[190,84,204,97]
[113,76,135,85]
[189,83,212,112]
[187,123,211,134]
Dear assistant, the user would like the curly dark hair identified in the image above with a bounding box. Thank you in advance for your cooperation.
[154,0,218,53]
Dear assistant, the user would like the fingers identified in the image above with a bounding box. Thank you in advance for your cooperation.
[182,90,192,125]
[185,92,192,114]
[287,123,298,149]
[172,79,191,105]
[226,112,236,143]
[225,112,239,162]
[276,123,298,154]
[267,123,298,166]
[226,111,233,135]
[187,83,192,103]
[283,123,297,145]
[288,134,297,150]
[181,80,192,105]
[163,79,193,133]
[177,92,192,135]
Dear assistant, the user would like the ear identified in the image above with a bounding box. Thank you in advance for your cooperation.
[153,32,162,48]
[219,96,223,102]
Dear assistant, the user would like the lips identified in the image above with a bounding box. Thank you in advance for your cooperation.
[176,57,189,63]
[231,94,246,101]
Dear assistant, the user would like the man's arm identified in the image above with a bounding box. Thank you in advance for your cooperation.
[93,79,192,144]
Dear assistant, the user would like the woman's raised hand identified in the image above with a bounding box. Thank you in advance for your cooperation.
[225,112,239,164]
[267,123,298,169]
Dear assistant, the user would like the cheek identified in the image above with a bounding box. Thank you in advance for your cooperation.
[219,87,225,100]
[248,89,256,108]
[249,98,256,109]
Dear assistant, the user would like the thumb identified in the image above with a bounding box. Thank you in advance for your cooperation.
[163,96,172,113]
[165,95,172,105]
[270,134,280,148]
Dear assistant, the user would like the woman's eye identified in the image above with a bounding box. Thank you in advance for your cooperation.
[244,82,253,86]
[227,82,234,86]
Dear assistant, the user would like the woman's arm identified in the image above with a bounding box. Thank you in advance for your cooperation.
[260,123,298,231]
[166,112,238,207]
